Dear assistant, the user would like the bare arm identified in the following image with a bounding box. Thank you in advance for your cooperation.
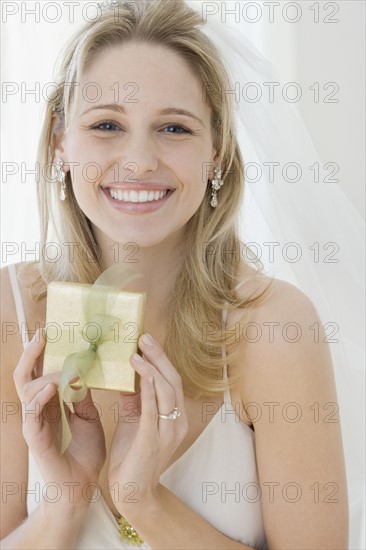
[237,279,349,549]
[0,265,104,548]
[1,501,90,550]
[124,484,255,550]
[1,266,30,538]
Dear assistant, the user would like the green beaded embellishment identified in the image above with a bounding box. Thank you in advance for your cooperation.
[118,516,144,547]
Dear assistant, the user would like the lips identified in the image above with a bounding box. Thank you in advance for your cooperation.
[102,180,174,202]
[101,185,175,213]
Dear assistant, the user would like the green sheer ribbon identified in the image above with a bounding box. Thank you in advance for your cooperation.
[58,265,142,454]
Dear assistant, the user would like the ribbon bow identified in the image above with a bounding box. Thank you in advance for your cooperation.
[58,265,142,453]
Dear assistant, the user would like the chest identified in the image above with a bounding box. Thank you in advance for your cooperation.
[91,388,226,519]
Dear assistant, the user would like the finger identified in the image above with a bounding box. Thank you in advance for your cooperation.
[23,382,58,425]
[73,389,102,422]
[138,376,158,433]
[138,334,181,385]
[130,354,177,417]
[138,375,186,445]
[136,334,185,411]
[21,371,61,404]
[22,383,59,450]
[13,329,46,391]
[130,358,184,442]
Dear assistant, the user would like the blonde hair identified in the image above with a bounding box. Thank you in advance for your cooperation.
[35,0,273,398]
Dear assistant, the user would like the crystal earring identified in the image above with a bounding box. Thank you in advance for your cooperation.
[98,0,119,9]
[210,166,224,208]
[55,158,67,201]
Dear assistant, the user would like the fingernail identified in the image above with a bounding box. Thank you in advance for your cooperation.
[132,352,144,362]
[141,333,154,345]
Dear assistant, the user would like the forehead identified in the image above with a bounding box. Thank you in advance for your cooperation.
[78,42,209,116]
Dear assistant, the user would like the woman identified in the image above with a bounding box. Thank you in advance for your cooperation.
[1,1,348,548]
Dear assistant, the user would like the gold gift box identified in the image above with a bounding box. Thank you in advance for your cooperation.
[43,281,146,392]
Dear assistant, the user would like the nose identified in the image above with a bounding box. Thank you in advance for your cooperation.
[117,129,159,182]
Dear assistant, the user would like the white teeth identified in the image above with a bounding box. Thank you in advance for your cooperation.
[138,191,148,202]
[108,188,169,203]
[130,190,139,203]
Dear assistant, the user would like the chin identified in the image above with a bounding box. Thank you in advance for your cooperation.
[92,216,187,254]
[103,229,175,250]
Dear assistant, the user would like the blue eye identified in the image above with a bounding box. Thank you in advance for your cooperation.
[92,121,120,131]
[163,124,191,134]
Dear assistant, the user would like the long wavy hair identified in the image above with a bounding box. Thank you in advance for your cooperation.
[33,0,274,398]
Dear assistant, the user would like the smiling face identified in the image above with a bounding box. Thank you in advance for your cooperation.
[54,42,218,250]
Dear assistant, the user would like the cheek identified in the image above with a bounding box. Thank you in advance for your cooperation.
[65,131,109,170]
[170,148,211,191]
[71,168,100,199]
[66,139,110,191]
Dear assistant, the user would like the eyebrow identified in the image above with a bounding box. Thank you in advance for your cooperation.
[80,104,206,127]
[159,107,206,128]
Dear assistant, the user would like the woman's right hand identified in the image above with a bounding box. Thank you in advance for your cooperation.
[13,329,106,508]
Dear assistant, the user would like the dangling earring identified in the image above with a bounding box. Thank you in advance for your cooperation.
[210,166,224,208]
[55,158,67,201]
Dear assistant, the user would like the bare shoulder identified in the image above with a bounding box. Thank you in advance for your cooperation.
[1,262,46,343]
[1,263,27,366]
[231,263,336,412]
[1,260,46,381]
[231,263,349,548]
[228,263,318,347]
[0,262,45,537]
[237,266,315,316]
[0,259,40,412]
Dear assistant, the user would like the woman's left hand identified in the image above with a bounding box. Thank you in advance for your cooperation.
[108,333,188,516]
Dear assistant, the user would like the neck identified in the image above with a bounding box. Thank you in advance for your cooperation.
[92,226,187,328]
